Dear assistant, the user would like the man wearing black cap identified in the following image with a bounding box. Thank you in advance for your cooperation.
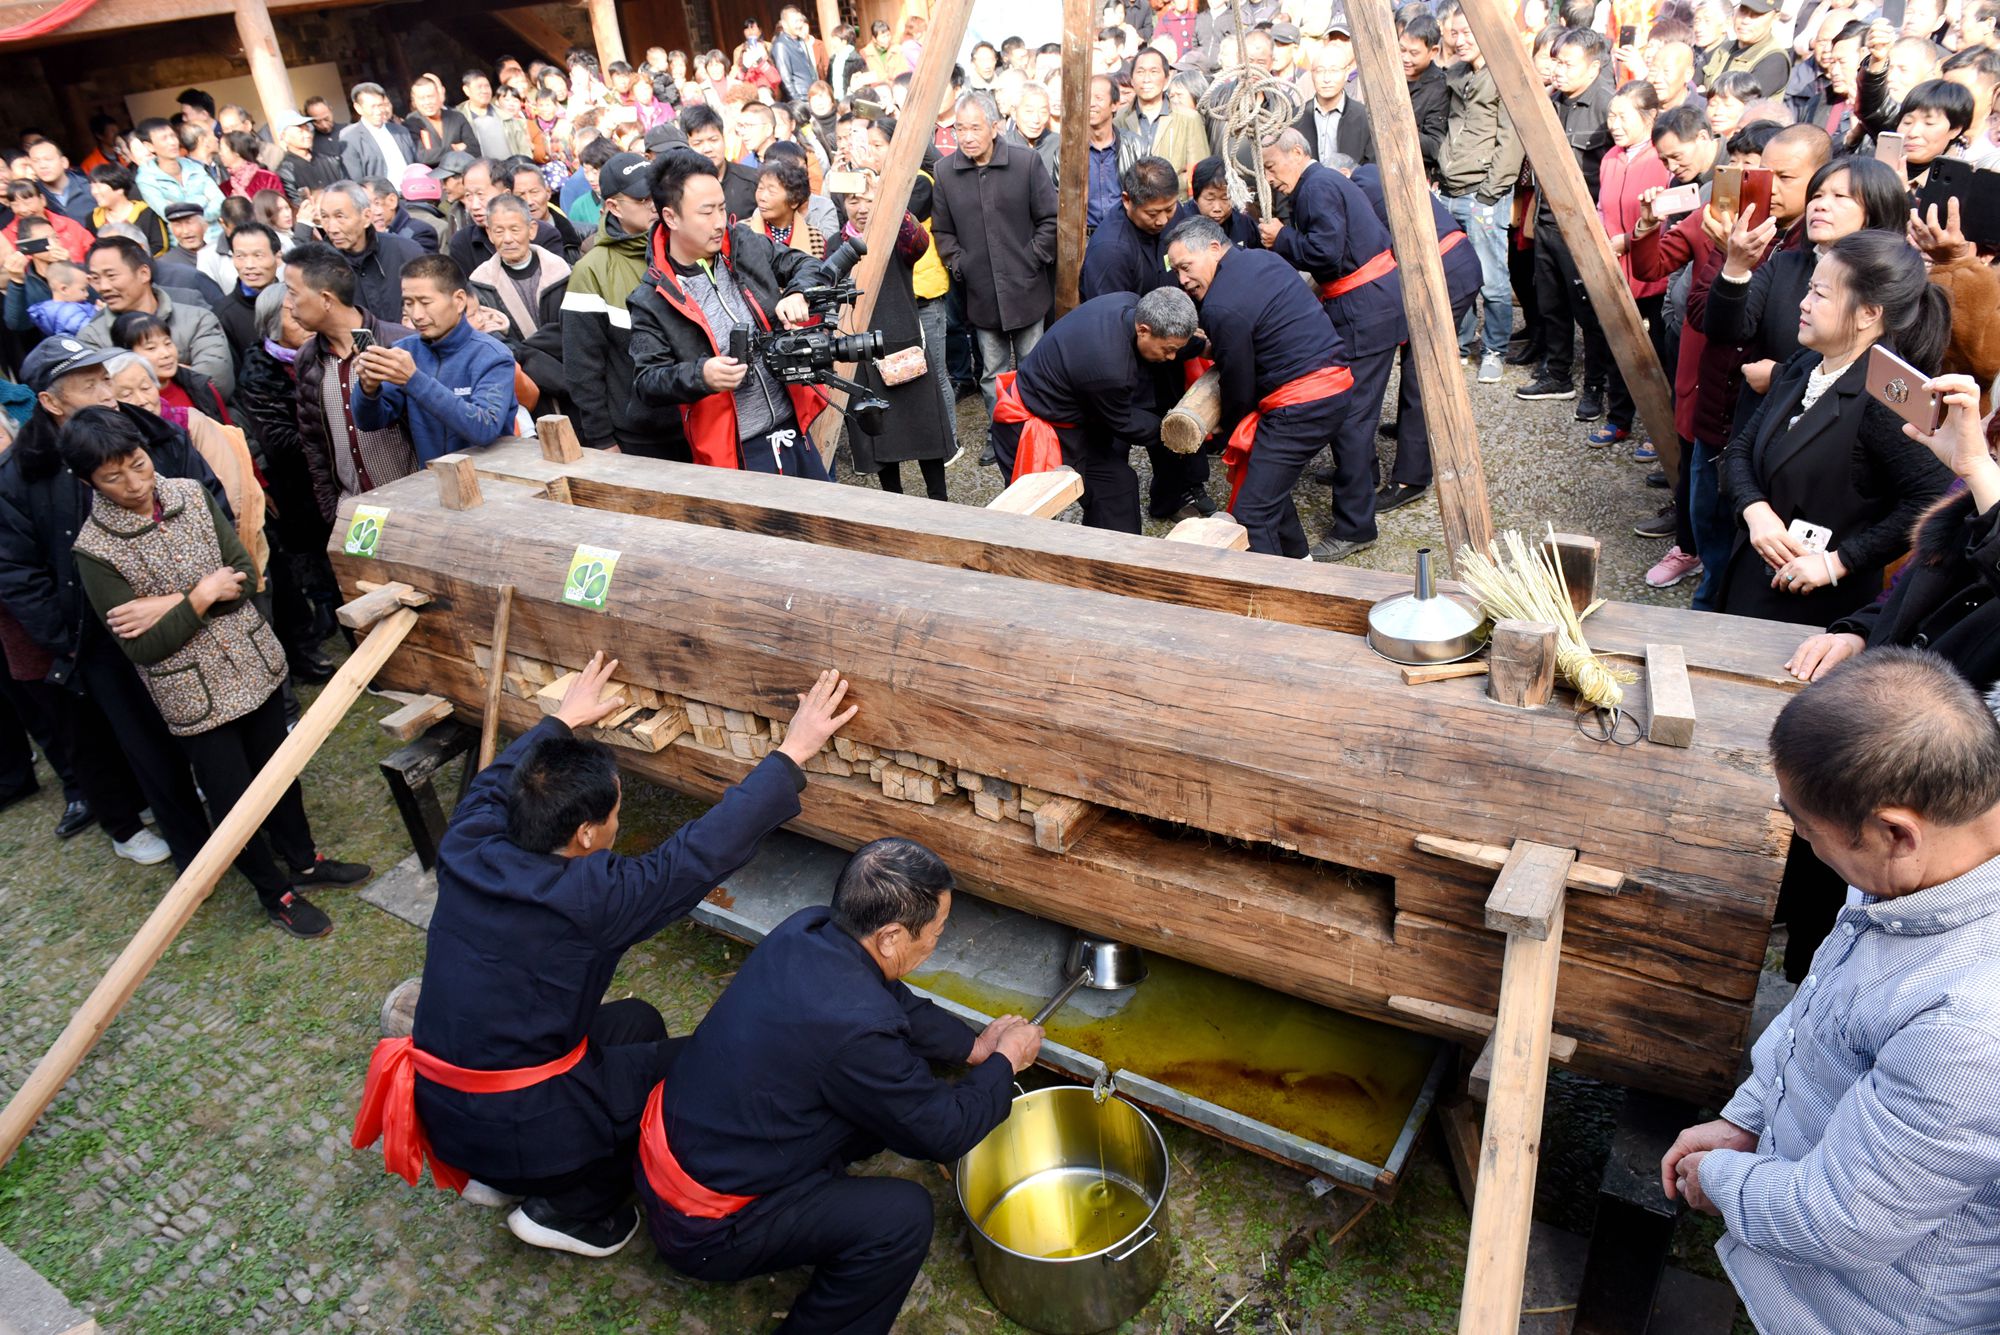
[562,153,685,460]
[158,200,233,303]
[642,123,688,158]
[1717,0,1792,97]
[0,338,228,872]
[277,113,342,206]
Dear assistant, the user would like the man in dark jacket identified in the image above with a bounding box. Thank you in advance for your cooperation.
[468,194,570,412]
[365,178,442,256]
[560,154,686,458]
[990,287,1203,532]
[1520,27,1615,413]
[447,158,567,276]
[357,657,856,1256]
[932,91,1059,413]
[339,82,419,183]
[629,150,823,476]
[1261,133,1405,561]
[1400,11,1451,181]
[212,221,283,361]
[773,6,821,102]
[0,340,228,871]
[276,113,341,206]
[404,75,473,168]
[1166,216,1353,560]
[678,105,761,223]
[639,838,1040,1332]
[317,180,427,322]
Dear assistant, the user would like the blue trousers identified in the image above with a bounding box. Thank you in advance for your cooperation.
[1444,191,1514,357]
[1689,440,1733,610]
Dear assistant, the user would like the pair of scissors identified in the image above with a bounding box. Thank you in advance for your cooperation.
[1576,705,1642,746]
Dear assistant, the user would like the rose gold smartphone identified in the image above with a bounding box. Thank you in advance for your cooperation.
[1866,344,1942,433]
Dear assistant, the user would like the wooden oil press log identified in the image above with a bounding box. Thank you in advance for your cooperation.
[329,444,1802,1104]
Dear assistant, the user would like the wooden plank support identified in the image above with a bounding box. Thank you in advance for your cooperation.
[1487,619,1557,709]
[337,581,424,630]
[353,579,434,607]
[1032,795,1106,854]
[1458,0,1680,476]
[1413,834,1625,895]
[1645,643,1697,748]
[631,708,691,751]
[987,467,1084,519]
[431,453,484,510]
[1458,839,1576,1335]
[1053,0,1094,317]
[1539,532,1601,617]
[1439,1096,1485,1209]
[477,583,516,770]
[1161,366,1221,455]
[378,693,454,742]
[1347,0,1495,570]
[535,414,584,463]
[1164,514,1250,550]
[1387,994,1581,1063]
[0,608,420,1167]
[1403,661,1489,686]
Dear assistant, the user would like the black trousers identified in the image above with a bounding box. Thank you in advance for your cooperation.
[1509,224,1541,351]
[646,1165,934,1335]
[1232,394,1351,557]
[74,632,210,866]
[1388,294,1479,490]
[990,420,1144,534]
[485,999,683,1219]
[1606,293,1667,432]
[0,672,76,801]
[1775,837,1845,984]
[1144,443,1210,518]
[175,688,315,903]
[1325,345,1397,543]
[876,458,948,502]
[1533,225,1609,388]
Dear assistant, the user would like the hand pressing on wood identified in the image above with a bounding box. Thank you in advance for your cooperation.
[107,593,187,639]
[554,651,626,731]
[777,669,858,766]
[1661,1116,1756,1214]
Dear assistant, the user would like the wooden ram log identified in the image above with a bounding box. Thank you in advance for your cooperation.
[1161,366,1222,455]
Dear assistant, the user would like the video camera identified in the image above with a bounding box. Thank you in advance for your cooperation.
[726,238,890,435]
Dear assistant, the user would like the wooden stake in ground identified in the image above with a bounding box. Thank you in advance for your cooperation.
[1458,0,1681,475]
[0,607,422,1169]
[477,584,517,771]
[1346,0,1496,570]
[1053,0,1095,317]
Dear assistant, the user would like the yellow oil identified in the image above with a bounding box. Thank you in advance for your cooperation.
[979,1170,1153,1260]
[915,954,1438,1167]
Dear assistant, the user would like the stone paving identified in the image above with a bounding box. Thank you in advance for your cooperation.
[0,361,1752,1333]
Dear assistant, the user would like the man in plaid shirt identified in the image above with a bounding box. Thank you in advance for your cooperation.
[1664,649,2000,1335]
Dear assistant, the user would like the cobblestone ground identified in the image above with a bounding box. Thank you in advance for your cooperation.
[0,358,1750,1333]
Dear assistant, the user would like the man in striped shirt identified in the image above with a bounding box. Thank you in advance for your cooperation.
[1664,649,2000,1335]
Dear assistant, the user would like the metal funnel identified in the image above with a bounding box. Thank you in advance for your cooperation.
[1366,548,1487,665]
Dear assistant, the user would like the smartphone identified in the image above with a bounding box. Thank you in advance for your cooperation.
[1619,24,1637,46]
[1710,165,1742,217]
[852,97,883,121]
[349,327,375,356]
[825,169,868,195]
[1653,182,1702,216]
[17,237,49,256]
[1865,343,1943,433]
[1876,132,1905,177]
[1737,166,1773,225]
[727,326,751,364]
[1917,157,2000,249]
[1787,519,1832,554]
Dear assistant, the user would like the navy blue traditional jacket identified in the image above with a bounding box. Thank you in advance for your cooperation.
[1078,205,1176,301]
[1195,245,1346,429]
[1015,292,1184,449]
[1349,164,1483,313]
[1270,160,1407,359]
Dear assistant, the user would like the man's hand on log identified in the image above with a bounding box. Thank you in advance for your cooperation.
[555,651,625,731]
[778,668,858,766]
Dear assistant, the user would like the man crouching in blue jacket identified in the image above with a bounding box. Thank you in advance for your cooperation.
[353,253,517,460]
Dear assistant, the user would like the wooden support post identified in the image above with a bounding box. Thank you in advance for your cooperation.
[231,0,298,133]
[1487,619,1557,708]
[1053,0,1094,317]
[0,608,421,1168]
[1033,795,1105,853]
[536,414,584,463]
[815,0,841,45]
[337,581,423,630]
[1458,0,1681,477]
[1540,532,1601,617]
[378,694,455,741]
[588,0,627,68]
[809,0,977,461]
[431,453,483,510]
[1644,643,1697,748]
[1458,839,1576,1335]
[477,584,516,771]
[987,466,1084,519]
[1346,0,1495,572]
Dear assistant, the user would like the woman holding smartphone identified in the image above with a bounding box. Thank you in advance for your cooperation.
[1714,230,1953,624]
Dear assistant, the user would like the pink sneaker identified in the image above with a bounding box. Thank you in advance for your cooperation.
[1645,546,1702,589]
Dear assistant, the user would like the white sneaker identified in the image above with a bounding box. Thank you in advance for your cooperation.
[461,1179,524,1209]
[113,828,172,865]
[1478,352,1505,384]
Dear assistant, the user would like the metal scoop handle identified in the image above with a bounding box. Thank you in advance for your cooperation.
[1031,967,1092,1026]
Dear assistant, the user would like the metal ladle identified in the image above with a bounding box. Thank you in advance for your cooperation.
[1031,936,1149,1025]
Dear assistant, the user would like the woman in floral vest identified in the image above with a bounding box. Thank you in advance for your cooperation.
[61,406,369,939]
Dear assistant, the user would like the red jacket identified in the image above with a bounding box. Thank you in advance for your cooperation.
[1597,144,1670,301]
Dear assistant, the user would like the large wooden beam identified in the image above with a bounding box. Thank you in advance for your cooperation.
[1053,0,1094,317]
[1459,0,1681,476]
[1346,0,1494,572]
[0,0,375,46]
[494,6,575,65]
[808,0,976,459]
[230,0,297,130]
[588,0,626,68]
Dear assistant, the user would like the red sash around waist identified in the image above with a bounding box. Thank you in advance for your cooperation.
[1440,230,1468,256]
[1318,248,1398,301]
[992,370,1076,483]
[639,1083,758,1219]
[350,1034,589,1193]
[1224,366,1356,511]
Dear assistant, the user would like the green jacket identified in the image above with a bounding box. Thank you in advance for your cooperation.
[560,215,682,454]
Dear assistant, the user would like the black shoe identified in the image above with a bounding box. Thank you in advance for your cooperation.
[954,380,981,401]
[288,650,335,685]
[1503,343,1544,366]
[0,779,36,814]
[1375,482,1428,513]
[265,891,333,939]
[292,854,373,888]
[54,799,93,839]
[507,1199,641,1258]
[980,443,998,467]
[1574,388,1606,421]
[1645,468,1668,489]
[1151,488,1217,521]
[1308,535,1376,562]
[1634,503,1678,539]
[1515,375,1576,401]
[1309,461,1337,485]
[1377,420,1399,440]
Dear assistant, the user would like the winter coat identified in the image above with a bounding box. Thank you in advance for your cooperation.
[1596,143,1671,301]
[341,227,429,327]
[352,317,518,464]
[560,214,685,457]
[78,288,235,397]
[1439,60,1523,203]
[235,342,328,552]
[931,138,1059,332]
[840,216,953,469]
[339,120,420,183]
[405,108,475,167]
[471,245,572,410]
[296,313,417,523]
[1830,487,2000,690]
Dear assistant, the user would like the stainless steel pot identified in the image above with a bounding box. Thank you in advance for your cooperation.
[1031,937,1149,1025]
[956,1087,1172,1334]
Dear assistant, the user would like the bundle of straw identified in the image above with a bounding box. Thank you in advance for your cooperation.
[1455,528,1635,709]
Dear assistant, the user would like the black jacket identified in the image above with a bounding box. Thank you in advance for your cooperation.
[1350,164,1482,313]
[213,282,264,361]
[1292,97,1375,168]
[295,312,415,523]
[560,215,685,457]
[1407,63,1450,179]
[341,227,427,325]
[1270,161,1406,359]
[931,137,1060,331]
[235,343,325,550]
[1717,350,1953,623]
[277,150,342,206]
[721,161,761,226]
[1198,245,1347,432]
[1078,205,1174,301]
[1831,486,2000,689]
[1698,238,1811,425]
[384,203,441,256]
[404,108,475,167]
[0,404,227,670]
[448,217,566,278]
[1537,78,1612,227]
[153,251,227,308]
[1015,292,1194,449]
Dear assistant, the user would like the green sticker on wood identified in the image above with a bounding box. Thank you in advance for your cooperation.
[343,505,389,558]
[562,544,620,612]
